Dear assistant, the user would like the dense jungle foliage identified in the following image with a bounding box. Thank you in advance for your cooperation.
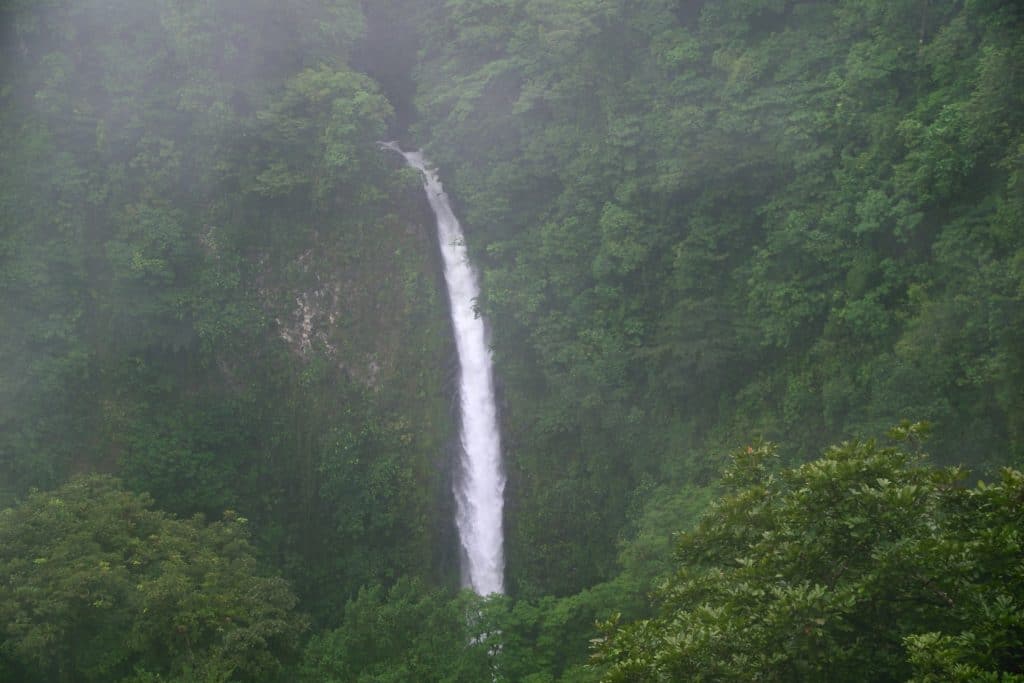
[1,0,1022,680]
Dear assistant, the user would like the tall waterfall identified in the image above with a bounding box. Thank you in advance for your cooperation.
[382,143,505,595]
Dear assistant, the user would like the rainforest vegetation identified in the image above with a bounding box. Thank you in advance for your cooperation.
[1,0,1022,680]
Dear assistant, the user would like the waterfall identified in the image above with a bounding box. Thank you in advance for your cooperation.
[381,142,505,595]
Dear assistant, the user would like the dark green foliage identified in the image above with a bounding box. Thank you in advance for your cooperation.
[596,426,1024,681]
[411,0,1024,594]
[0,475,306,683]
[3,0,1024,679]
[301,579,493,682]
[0,0,454,622]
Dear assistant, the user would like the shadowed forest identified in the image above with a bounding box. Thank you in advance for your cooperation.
[1,0,1022,680]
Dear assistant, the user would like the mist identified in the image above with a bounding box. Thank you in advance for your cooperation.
[1,1,1023,681]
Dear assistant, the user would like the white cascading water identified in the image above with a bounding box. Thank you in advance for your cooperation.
[381,142,505,595]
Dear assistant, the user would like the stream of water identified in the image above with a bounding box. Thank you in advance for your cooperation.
[381,143,505,595]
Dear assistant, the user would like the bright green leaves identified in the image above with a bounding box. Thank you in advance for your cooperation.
[0,476,306,683]
[597,434,1024,682]
[253,161,309,199]
[593,203,651,279]
[106,202,187,287]
[525,0,616,59]
[904,467,1024,681]
[254,66,392,205]
[300,580,492,682]
[651,28,703,72]
[318,414,419,560]
[898,104,978,204]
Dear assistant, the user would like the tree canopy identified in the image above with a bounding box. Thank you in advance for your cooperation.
[0,475,306,683]
[596,425,1024,681]
[409,0,1024,596]
[1,0,1022,680]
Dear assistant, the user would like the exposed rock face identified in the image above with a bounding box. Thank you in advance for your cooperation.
[276,261,338,359]
[268,176,448,395]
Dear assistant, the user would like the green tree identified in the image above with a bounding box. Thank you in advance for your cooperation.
[596,425,1024,681]
[411,0,1024,596]
[0,475,306,682]
[300,579,492,682]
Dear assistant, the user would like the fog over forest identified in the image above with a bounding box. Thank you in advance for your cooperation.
[1,1,1022,681]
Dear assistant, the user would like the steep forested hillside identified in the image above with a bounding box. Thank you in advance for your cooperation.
[1,0,1022,681]
[0,0,459,626]
[410,0,1024,596]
